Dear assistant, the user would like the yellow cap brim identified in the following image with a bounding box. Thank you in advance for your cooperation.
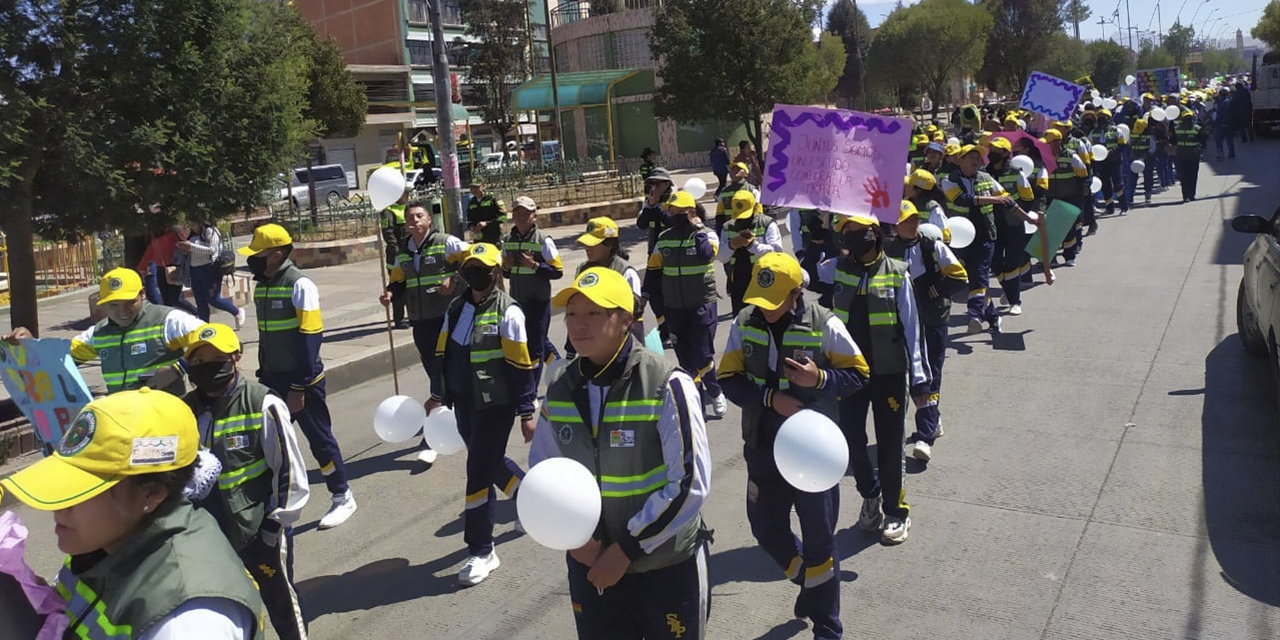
[551,284,633,313]
[236,245,263,257]
[742,288,788,311]
[576,233,606,247]
[732,210,754,219]
[185,336,240,358]
[0,456,120,511]
[96,288,142,305]
[463,255,501,269]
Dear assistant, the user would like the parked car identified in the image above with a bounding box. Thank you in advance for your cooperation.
[1232,206,1280,400]
[482,151,520,171]
[280,164,350,208]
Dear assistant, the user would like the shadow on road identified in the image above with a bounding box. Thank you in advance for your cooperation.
[1199,337,1280,608]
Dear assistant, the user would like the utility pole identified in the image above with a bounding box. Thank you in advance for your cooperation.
[854,0,866,110]
[1126,0,1134,52]
[542,0,566,181]
[429,0,464,235]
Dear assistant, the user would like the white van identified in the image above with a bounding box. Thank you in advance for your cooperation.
[280,164,351,208]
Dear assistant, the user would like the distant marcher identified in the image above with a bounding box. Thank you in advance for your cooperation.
[734,140,763,187]
[640,148,658,181]
[179,218,246,328]
[710,138,731,195]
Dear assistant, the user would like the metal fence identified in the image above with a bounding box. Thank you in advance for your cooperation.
[269,200,380,243]
[0,231,124,300]
[472,158,643,208]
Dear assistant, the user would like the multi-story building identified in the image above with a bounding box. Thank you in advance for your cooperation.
[297,0,551,188]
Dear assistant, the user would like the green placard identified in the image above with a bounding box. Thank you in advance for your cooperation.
[1026,199,1081,262]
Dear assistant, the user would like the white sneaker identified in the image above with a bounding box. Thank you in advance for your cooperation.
[1008,304,1022,316]
[882,516,910,544]
[458,551,500,586]
[710,393,728,418]
[991,315,1003,334]
[857,496,884,531]
[318,490,357,530]
[416,447,438,465]
[234,307,246,331]
[966,319,982,335]
[936,423,945,438]
[911,440,932,462]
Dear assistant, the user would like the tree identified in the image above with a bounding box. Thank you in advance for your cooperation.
[303,30,368,139]
[869,0,992,118]
[459,0,528,148]
[0,0,351,332]
[797,33,848,106]
[1136,39,1176,69]
[1164,20,1196,69]
[1064,0,1090,39]
[1252,0,1280,50]
[650,0,824,155]
[826,0,872,108]
[1038,31,1089,82]
[977,0,1068,95]
[1086,39,1130,92]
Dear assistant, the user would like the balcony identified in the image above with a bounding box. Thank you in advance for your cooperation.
[406,0,463,27]
[549,0,662,28]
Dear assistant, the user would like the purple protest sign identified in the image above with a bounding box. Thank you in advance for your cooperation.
[761,104,910,225]
[1019,71,1085,122]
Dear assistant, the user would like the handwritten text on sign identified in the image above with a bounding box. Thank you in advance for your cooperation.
[761,105,910,225]
[0,339,93,454]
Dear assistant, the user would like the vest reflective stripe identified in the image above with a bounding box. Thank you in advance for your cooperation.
[469,311,503,365]
[657,229,717,309]
[443,290,519,405]
[397,233,455,321]
[505,240,542,274]
[737,304,839,446]
[505,229,554,301]
[602,399,662,423]
[544,400,582,423]
[256,317,300,332]
[212,412,263,438]
[91,304,181,394]
[727,216,771,267]
[57,563,133,640]
[219,459,268,490]
[600,463,668,498]
[408,273,450,288]
[662,263,715,277]
[1176,125,1200,146]
[833,256,909,376]
[255,262,315,376]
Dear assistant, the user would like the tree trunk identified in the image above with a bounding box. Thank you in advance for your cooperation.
[4,190,40,336]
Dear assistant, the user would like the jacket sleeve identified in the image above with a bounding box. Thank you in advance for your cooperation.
[896,276,930,391]
[748,220,783,255]
[615,371,710,561]
[941,176,976,207]
[536,235,564,281]
[500,304,537,418]
[258,394,310,539]
[291,277,325,390]
[1071,153,1088,178]
[70,324,99,363]
[161,309,207,352]
[817,314,868,397]
[716,321,770,409]
[528,403,560,468]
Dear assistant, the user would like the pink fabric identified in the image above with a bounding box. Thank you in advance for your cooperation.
[0,511,68,640]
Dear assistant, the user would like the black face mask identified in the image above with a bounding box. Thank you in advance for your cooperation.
[843,229,878,257]
[188,359,237,395]
[246,255,269,280]
[670,215,693,232]
[460,266,495,292]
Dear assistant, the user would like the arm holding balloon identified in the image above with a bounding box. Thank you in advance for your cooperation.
[716,323,799,414]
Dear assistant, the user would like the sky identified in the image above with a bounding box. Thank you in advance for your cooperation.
[836,0,1271,49]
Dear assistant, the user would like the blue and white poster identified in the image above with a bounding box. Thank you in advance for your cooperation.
[0,339,93,454]
[1019,71,1086,122]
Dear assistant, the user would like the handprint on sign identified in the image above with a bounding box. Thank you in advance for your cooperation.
[863,177,890,210]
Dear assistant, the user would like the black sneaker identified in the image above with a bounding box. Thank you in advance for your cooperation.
[793,586,809,620]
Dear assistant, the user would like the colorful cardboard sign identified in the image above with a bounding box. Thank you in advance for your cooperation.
[0,339,93,454]
[1134,67,1181,95]
[1027,199,1082,262]
[761,104,910,225]
[1019,72,1086,122]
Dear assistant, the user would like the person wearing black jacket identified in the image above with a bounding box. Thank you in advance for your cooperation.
[637,167,675,347]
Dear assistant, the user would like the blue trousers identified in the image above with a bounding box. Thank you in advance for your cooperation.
[190,263,239,322]
[1055,196,1085,261]
[239,531,308,640]
[957,239,999,325]
[994,225,1029,306]
[913,323,947,445]
[744,443,842,639]
[411,317,446,453]
[143,262,197,315]
[260,375,349,496]
[567,544,709,640]
[841,373,910,519]
[457,402,524,556]
[1214,126,1236,157]
[663,303,721,400]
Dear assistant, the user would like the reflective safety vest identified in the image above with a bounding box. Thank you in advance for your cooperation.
[655,227,717,310]
[832,254,909,376]
[392,231,456,322]
[90,302,183,395]
[56,505,264,640]
[726,214,772,268]
[184,376,274,551]
[576,253,630,278]
[440,288,520,406]
[994,167,1027,226]
[504,226,553,303]
[383,204,406,228]
[1174,122,1202,159]
[542,344,702,574]
[1091,126,1119,153]
[254,260,321,377]
[718,181,754,218]
[735,302,838,447]
[885,235,950,327]
[945,169,998,239]
[1047,147,1082,201]
[1130,129,1151,157]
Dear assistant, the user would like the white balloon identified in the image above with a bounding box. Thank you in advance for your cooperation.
[1116,123,1130,139]
[517,458,602,550]
[368,166,406,212]
[1102,98,1117,110]
[918,223,944,241]
[1164,105,1181,121]
[1090,176,1102,194]
[423,406,465,455]
[1024,219,1039,234]
[1009,155,1034,177]
[373,395,426,444]
[1150,108,1167,122]
[946,216,976,249]
[1016,119,1026,130]
[683,177,707,200]
[947,137,961,147]
[773,410,848,493]
[1125,74,1136,86]
[1130,159,1146,174]
[1090,144,1109,162]
[1091,90,1101,101]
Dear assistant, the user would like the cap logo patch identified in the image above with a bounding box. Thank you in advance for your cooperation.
[107,278,123,291]
[199,327,217,340]
[578,272,599,288]
[756,268,775,288]
[58,412,97,457]
[131,436,179,466]
[472,245,486,254]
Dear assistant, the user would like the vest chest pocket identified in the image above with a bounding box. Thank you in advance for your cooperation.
[271,300,284,309]
[130,343,147,355]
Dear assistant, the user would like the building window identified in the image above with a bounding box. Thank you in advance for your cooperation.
[406,0,462,26]
[407,41,433,68]
[613,29,649,69]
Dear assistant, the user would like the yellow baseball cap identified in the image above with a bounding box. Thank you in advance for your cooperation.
[731,190,758,219]
[905,169,937,191]
[943,143,961,157]
[460,243,502,268]
[238,223,294,256]
[668,191,697,209]
[743,253,804,311]
[1043,129,1063,142]
[898,200,922,224]
[988,137,1012,153]
[833,213,880,232]
[0,389,199,511]
[97,268,144,305]
[958,144,982,158]
[1053,120,1072,129]
[577,217,620,247]
[184,323,241,357]
[731,162,750,173]
[551,267,634,313]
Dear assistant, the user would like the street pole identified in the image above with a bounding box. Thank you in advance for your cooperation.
[542,0,566,182]
[854,0,866,111]
[1157,0,1163,46]
[1126,0,1134,53]
[429,0,464,235]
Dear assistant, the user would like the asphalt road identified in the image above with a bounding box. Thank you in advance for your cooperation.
[11,139,1280,639]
